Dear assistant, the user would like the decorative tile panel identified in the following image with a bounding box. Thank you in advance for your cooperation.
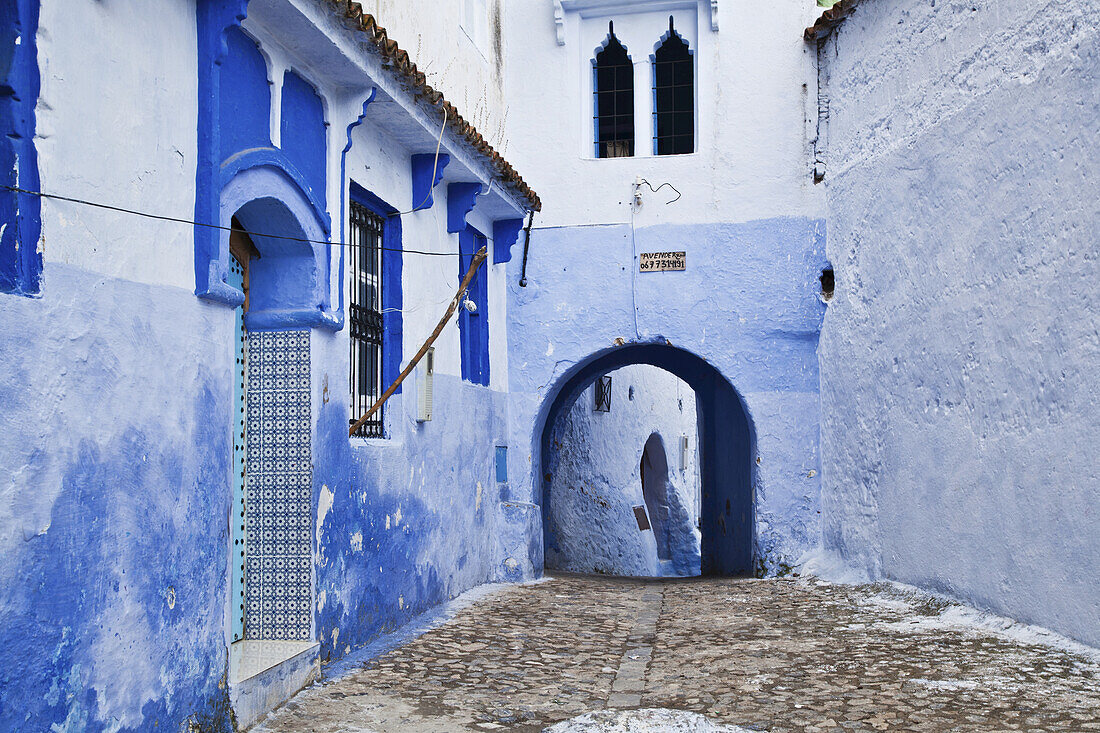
[245,330,313,641]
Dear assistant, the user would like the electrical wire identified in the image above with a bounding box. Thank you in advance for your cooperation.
[1,184,461,257]
[629,198,641,340]
[635,178,681,205]
[378,291,457,316]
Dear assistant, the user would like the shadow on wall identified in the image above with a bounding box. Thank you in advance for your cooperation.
[539,343,756,577]
[640,432,700,575]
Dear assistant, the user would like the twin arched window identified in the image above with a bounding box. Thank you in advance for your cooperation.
[594,18,695,158]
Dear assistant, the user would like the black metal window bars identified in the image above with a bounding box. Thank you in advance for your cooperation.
[594,375,613,412]
[594,23,635,158]
[349,201,385,438]
[653,18,694,156]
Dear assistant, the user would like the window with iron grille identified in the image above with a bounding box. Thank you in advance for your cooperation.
[653,17,694,156]
[349,201,385,438]
[594,375,612,412]
[593,23,634,159]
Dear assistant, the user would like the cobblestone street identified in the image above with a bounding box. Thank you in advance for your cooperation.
[255,575,1100,732]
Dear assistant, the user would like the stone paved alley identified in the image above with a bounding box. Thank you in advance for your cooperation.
[254,575,1100,732]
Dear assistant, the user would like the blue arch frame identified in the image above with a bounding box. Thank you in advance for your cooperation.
[220,161,335,330]
[538,342,757,576]
[194,0,335,326]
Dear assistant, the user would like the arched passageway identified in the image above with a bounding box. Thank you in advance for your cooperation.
[539,344,756,576]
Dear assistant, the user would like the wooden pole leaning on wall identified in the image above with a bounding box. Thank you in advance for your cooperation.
[349,245,488,437]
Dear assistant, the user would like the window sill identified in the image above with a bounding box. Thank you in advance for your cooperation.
[350,435,395,448]
[582,150,699,162]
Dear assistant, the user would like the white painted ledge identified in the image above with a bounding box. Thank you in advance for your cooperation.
[230,639,320,730]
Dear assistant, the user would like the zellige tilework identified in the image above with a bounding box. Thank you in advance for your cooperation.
[245,330,313,641]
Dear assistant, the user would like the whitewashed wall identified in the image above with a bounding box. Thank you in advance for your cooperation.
[817,0,1100,647]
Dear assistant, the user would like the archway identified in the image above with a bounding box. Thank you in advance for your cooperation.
[538,343,756,576]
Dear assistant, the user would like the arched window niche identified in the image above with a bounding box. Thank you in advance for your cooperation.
[592,22,635,159]
[652,16,695,156]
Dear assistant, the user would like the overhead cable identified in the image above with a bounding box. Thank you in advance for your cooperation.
[0,184,462,257]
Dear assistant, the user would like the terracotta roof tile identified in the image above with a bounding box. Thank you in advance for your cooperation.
[332,1,541,211]
[805,0,863,42]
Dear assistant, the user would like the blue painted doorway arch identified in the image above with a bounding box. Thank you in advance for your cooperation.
[538,343,757,576]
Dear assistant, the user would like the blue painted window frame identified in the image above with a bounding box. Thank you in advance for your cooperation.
[458,225,490,386]
[0,0,41,296]
[349,181,403,403]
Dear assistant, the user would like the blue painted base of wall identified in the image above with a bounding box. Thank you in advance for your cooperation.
[309,355,512,663]
[0,265,234,732]
[505,217,829,578]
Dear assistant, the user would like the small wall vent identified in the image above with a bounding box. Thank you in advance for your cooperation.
[680,435,690,471]
[417,347,435,422]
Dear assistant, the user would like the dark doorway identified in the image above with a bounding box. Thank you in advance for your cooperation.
[640,433,672,561]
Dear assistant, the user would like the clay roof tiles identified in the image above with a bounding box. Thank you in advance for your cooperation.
[804,0,863,42]
[332,1,541,211]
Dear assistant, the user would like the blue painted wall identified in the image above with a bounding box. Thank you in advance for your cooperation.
[1,0,525,729]
[0,0,41,296]
[0,267,235,732]
[280,71,327,208]
[219,27,270,162]
[506,216,828,577]
[310,362,508,662]
[817,0,1100,647]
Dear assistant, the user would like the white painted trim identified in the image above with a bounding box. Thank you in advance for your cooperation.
[557,0,715,45]
[561,0,698,16]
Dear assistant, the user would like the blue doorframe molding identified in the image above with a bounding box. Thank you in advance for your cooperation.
[222,163,336,331]
[0,0,42,296]
[195,0,250,306]
[194,0,335,329]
